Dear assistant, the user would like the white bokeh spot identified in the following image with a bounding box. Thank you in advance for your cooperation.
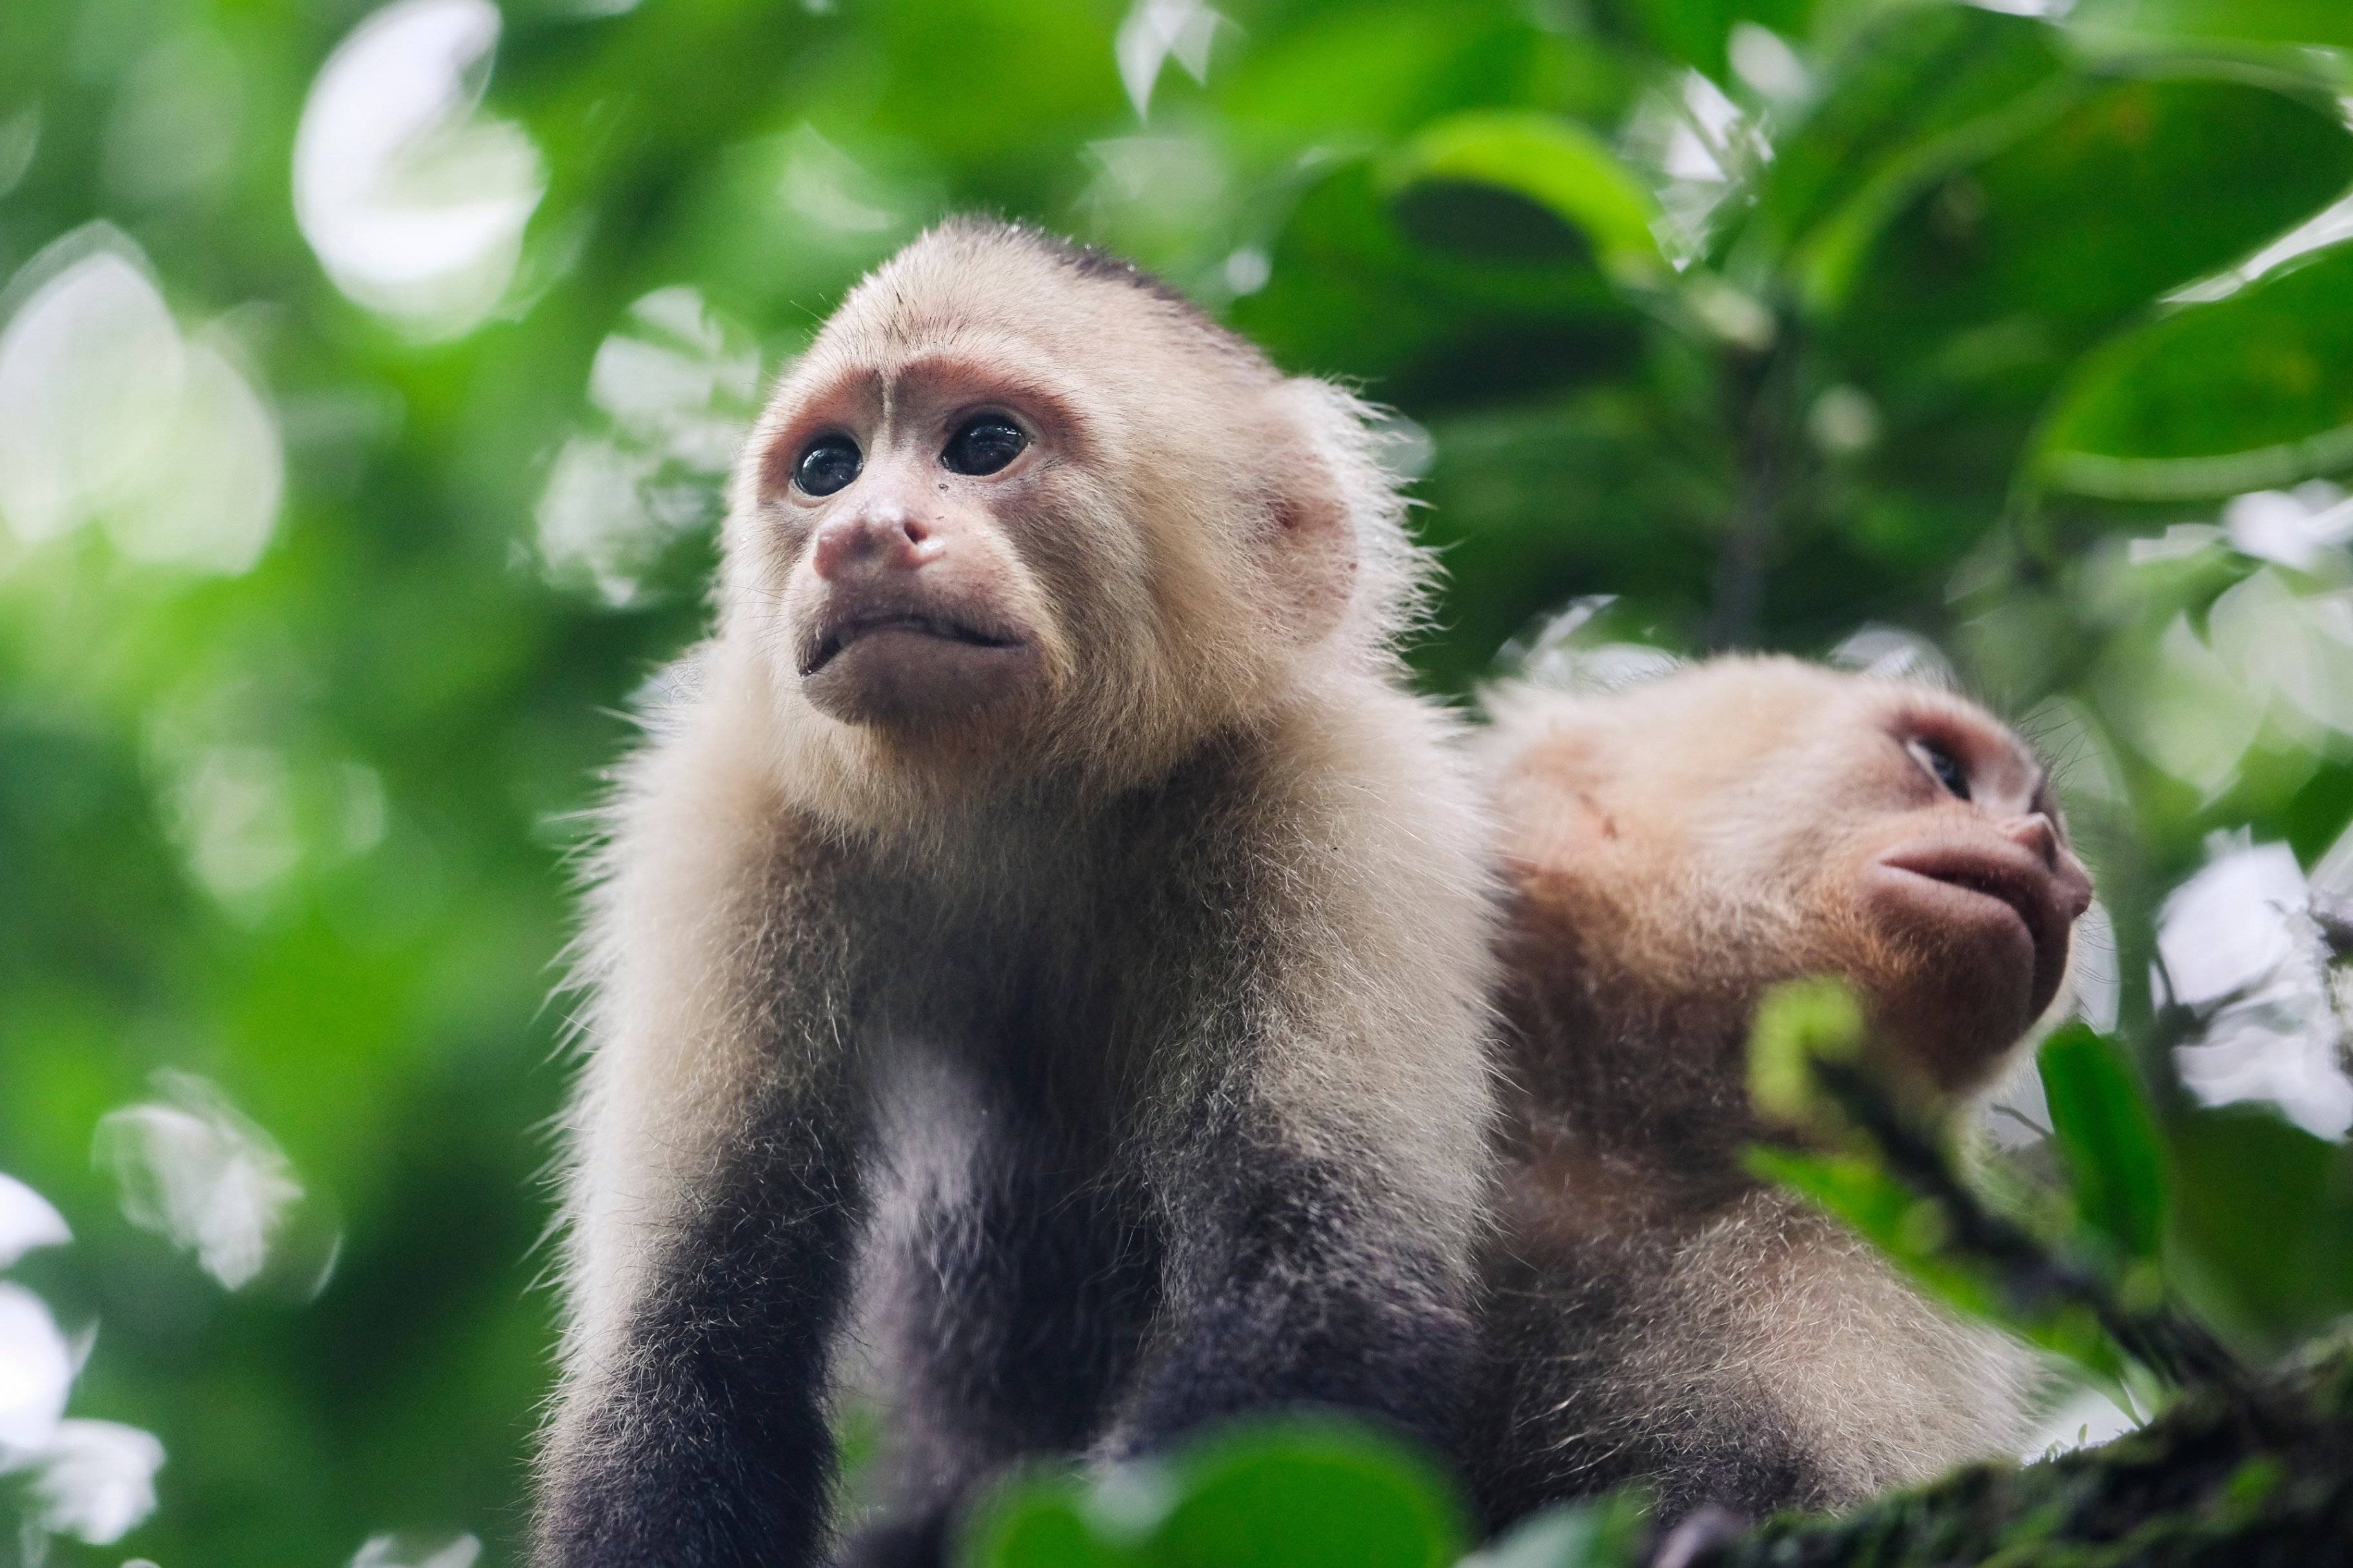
[0,1175,70,1272]
[97,1072,307,1291]
[1115,0,1224,119]
[537,287,759,604]
[294,0,545,335]
[2160,833,2353,1139]
[19,1418,166,1545]
[0,229,282,573]
[0,1283,72,1460]
[351,1531,484,1568]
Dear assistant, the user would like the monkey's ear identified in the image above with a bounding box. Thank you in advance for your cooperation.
[1261,386,1360,644]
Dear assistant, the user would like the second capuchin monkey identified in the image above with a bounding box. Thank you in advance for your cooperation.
[1465,656,2094,1529]
[533,220,1498,1568]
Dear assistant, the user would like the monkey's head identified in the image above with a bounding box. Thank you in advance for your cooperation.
[720,219,1417,801]
[1485,657,2094,1097]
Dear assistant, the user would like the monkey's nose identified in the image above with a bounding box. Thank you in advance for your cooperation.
[2053,850,2094,921]
[2007,813,2092,918]
[2004,812,2060,869]
[811,506,937,581]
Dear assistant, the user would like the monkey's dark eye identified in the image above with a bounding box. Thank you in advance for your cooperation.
[1909,738,1971,801]
[942,416,1026,477]
[794,435,862,497]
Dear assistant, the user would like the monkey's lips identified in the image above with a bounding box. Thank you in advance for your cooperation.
[797,599,1037,727]
[1868,839,2074,1021]
[799,610,1026,675]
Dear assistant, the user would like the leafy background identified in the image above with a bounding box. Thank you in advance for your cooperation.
[4,0,2353,1563]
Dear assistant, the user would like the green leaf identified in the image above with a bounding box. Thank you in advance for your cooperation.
[1215,8,1636,146]
[1232,157,1640,402]
[966,1470,1140,1568]
[2167,1106,2353,1351]
[1740,4,2076,270]
[2038,1024,2169,1262]
[1385,111,1663,283]
[2036,243,2353,501]
[967,1423,1467,1568]
[1746,975,1865,1127]
[2069,0,2353,55]
[1151,1424,1467,1568]
[1611,0,1818,83]
[1824,74,2353,409]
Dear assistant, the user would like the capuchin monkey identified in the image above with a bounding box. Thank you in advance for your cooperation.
[533,219,1498,1568]
[1465,656,2094,1529]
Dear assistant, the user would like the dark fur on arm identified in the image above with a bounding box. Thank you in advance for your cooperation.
[535,1066,869,1567]
[1113,1118,1477,1458]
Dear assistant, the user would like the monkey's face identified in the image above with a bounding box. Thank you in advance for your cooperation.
[1493,661,2094,1095]
[1796,683,2094,1091]
[723,230,1362,788]
[747,360,1067,736]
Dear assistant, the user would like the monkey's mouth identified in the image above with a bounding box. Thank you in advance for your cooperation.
[794,596,1040,729]
[1870,840,2073,1013]
[798,611,1027,678]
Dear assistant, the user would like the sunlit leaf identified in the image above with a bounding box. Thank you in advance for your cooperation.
[0,1282,72,1455]
[1385,111,1662,282]
[2037,243,2353,501]
[2038,1024,2169,1262]
[1215,8,1635,146]
[0,1175,69,1270]
[2069,0,2353,56]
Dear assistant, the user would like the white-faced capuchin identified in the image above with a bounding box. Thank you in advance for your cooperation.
[532,219,1499,1568]
[1465,655,2093,1529]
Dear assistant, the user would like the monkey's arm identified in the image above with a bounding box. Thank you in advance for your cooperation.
[536,706,868,1568]
[535,1073,867,1568]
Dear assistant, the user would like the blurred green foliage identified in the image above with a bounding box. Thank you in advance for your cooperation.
[5,0,2353,1563]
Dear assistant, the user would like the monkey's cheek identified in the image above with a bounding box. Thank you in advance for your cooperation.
[799,631,1042,731]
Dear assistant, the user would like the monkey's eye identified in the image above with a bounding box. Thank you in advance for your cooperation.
[942,416,1026,477]
[794,435,862,497]
[1908,738,1971,801]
